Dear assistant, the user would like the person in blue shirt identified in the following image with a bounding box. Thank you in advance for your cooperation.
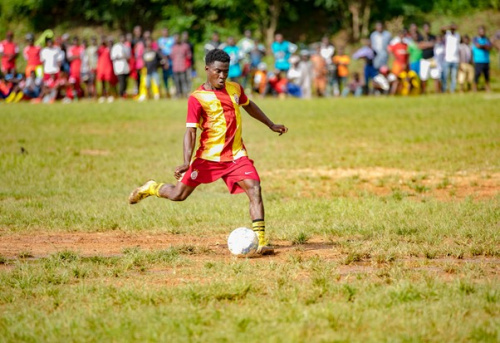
[472,26,492,92]
[157,28,175,96]
[271,33,297,72]
[223,37,244,82]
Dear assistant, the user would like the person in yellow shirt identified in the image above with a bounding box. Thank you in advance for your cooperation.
[332,47,350,96]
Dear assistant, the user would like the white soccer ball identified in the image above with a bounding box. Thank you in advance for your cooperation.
[227,227,259,257]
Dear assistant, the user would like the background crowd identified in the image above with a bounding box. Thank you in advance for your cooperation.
[0,22,498,104]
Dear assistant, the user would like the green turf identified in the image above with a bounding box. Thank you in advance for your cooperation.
[0,95,499,342]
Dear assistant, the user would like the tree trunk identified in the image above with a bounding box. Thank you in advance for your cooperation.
[349,2,361,42]
[361,3,371,38]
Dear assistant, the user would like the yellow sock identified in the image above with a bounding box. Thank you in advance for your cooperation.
[252,219,267,246]
[152,182,164,197]
[6,92,16,103]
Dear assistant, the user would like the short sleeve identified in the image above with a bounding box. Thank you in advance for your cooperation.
[186,95,202,128]
[239,84,249,106]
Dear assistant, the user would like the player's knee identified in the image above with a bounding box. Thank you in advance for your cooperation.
[170,192,188,202]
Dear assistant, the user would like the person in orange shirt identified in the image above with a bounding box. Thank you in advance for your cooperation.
[23,33,42,77]
[332,47,350,96]
[129,49,288,255]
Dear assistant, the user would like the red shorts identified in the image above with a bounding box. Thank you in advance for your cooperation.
[180,157,260,194]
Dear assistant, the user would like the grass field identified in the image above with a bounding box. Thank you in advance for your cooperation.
[0,94,499,342]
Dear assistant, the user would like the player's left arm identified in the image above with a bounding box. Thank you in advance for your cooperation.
[243,100,288,136]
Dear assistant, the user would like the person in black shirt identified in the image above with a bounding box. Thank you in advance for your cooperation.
[418,22,438,93]
[143,38,162,100]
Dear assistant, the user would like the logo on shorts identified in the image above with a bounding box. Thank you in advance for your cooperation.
[191,170,199,180]
[234,95,239,104]
[245,171,253,175]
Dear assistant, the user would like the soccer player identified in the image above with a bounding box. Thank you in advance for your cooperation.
[129,49,288,255]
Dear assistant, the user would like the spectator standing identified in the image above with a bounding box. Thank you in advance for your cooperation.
[319,36,335,96]
[133,27,145,92]
[142,38,162,100]
[40,37,64,81]
[311,45,327,97]
[23,33,42,77]
[111,34,131,98]
[492,30,500,69]
[352,39,377,94]
[433,34,445,92]
[82,37,98,98]
[157,28,175,96]
[332,47,350,96]
[442,24,460,93]
[170,34,192,98]
[299,51,313,99]
[418,22,438,94]
[204,32,223,55]
[237,30,256,89]
[223,37,244,82]
[458,35,474,92]
[125,33,137,94]
[68,36,84,86]
[96,37,117,102]
[182,31,196,93]
[407,31,423,78]
[0,31,19,75]
[388,31,409,77]
[59,33,71,73]
[370,22,392,69]
[472,26,492,92]
[271,33,297,72]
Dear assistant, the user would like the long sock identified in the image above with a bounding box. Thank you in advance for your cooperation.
[152,182,165,197]
[252,219,267,246]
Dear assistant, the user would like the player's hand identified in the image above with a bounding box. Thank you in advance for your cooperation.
[270,124,288,136]
[174,164,190,180]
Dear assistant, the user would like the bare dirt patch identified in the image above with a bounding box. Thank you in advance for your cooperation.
[263,168,500,200]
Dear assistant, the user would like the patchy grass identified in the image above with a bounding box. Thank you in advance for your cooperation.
[0,95,499,341]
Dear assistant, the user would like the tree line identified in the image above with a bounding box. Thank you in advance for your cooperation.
[1,0,499,46]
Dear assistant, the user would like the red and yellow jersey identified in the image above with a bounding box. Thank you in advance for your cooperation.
[186,81,250,162]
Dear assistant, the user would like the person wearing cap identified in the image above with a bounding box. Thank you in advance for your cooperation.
[23,33,42,77]
[0,31,19,75]
[298,50,313,99]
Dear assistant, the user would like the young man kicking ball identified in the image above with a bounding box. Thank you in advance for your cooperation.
[129,49,288,254]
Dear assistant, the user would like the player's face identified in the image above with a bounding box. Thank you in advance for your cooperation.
[206,61,229,89]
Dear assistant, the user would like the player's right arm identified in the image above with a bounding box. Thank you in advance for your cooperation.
[174,95,200,180]
[174,127,196,180]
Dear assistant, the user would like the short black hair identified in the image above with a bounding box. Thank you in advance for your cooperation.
[205,49,230,66]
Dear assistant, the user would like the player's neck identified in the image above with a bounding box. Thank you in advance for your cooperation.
[203,81,224,91]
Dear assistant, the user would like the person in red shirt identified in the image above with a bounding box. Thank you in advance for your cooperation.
[68,36,84,82]
[67,36,84,96]
[96,36,117,101]
[129,49,288,255]
[23,33,42,77]
[388,31,409,76]
[0,31,19,74]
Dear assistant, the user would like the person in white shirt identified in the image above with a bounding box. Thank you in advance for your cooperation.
[40,37,64,79]
[442,23,460,93]
[111,34,131,97]
[319,36,335,96]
